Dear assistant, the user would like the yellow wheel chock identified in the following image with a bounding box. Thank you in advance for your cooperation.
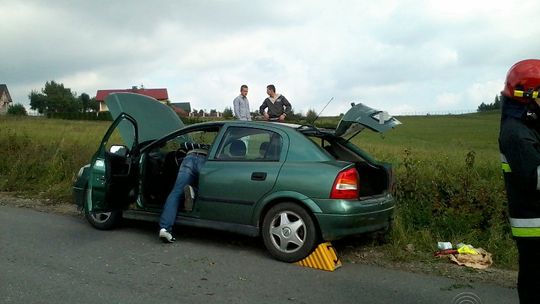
[295,242,342,271]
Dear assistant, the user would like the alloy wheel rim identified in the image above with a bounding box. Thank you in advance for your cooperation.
[269,211,306,253]
[90,212,112,224]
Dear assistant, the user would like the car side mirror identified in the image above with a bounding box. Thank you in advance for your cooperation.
[109,145,128,157]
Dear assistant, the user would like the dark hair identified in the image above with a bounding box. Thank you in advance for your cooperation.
[267,84,276,92]
[240,85,248,91]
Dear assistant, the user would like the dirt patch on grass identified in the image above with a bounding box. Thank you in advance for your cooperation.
[0,192,517,289]
[0,192,80,216]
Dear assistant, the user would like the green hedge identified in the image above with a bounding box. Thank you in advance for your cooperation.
[46,112,112,121]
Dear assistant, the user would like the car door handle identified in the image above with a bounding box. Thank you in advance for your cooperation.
[251,172,267,181]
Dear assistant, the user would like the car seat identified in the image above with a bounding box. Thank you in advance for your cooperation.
[265,135,281,160]
[229,139,246,158]
[259,142,269,158]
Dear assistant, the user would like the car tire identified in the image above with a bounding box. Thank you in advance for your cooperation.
[82,186,121,230]
[85,209,121,230]
[262,202,318,263]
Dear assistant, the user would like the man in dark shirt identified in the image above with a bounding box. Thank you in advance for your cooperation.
[259,84,292,122]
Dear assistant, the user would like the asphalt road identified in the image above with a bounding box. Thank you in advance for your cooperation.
[0,205,518,304]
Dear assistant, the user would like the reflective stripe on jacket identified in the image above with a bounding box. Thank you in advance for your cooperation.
[501,153,512,173]
[510,217,540,237]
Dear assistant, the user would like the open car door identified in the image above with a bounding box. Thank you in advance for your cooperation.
[86,92,185,213]
[334,103,401,140]
[87,113,139,212]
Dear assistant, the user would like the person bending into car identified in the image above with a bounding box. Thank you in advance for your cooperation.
[259,84,291,122]
[159,142,209,243]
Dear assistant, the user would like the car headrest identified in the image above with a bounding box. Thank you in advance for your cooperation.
[259,142,269,157]
[229,139,246,157]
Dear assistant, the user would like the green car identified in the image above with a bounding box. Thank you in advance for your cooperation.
[73,93,400,262]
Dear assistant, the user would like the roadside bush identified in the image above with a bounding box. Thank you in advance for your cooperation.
[390,148,514,267]
[46,111,112,121]
[183,116,204,125]
[0,118,105,201]
[7,104,28,116]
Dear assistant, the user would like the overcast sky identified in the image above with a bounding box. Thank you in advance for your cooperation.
[2,0,540,115]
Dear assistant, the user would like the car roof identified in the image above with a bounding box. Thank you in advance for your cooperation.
[183,120,290,129]
[183,121,336,140]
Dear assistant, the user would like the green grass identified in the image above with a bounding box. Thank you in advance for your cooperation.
[0,116,108,201]
[0,111,516,269]
[345,112,514,268]
[351,112,500,160]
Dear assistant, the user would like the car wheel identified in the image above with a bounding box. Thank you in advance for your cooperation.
[262,202,318,262]
[85,210,121,230]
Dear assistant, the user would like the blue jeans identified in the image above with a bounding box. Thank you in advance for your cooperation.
[159,153,206,231]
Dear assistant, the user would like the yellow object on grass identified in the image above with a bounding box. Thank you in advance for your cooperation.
[457,244,479,255]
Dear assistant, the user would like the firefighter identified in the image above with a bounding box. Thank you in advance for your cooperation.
[499,59,540,303]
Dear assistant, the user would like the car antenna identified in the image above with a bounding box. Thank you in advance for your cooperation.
[310,97,334,126]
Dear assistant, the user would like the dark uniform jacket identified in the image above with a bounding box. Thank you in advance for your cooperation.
[499,115,540,237]
[259,95,292,118]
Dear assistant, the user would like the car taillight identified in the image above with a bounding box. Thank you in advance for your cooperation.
[330,167,359,199]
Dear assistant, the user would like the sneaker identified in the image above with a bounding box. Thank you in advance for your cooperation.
[159,228,175,243]
[184,185,195,212]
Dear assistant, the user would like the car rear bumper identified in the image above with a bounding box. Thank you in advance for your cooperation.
[313,194,395,240]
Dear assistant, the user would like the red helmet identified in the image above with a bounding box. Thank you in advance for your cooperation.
[502,59,540,102]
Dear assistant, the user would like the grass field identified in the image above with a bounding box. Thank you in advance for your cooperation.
[349,112,513,268]
[0,112,515,268]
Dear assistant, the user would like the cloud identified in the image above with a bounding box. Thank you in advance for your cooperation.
[466,80,503,108]
[435,92,461,108]
[1,0,540,116]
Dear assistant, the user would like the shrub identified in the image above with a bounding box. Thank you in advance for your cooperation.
[46,111,112,121]
[223,107,233,119]
[7,104,28,116]
[390,148,513,267]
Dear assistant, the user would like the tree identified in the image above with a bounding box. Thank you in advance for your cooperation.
[87,97,100,112]
[7,103,27,116]
[287,108,303,121]
[223,107,233,119]
[78,94,99,113]
[29,81,80,114]
[79,93,90,113]
[306,108,318,123]
[477,95,502,112]
[28,90,47,114]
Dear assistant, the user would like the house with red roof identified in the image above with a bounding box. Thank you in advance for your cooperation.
[170,102,192,117]
[96,86,169,112]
